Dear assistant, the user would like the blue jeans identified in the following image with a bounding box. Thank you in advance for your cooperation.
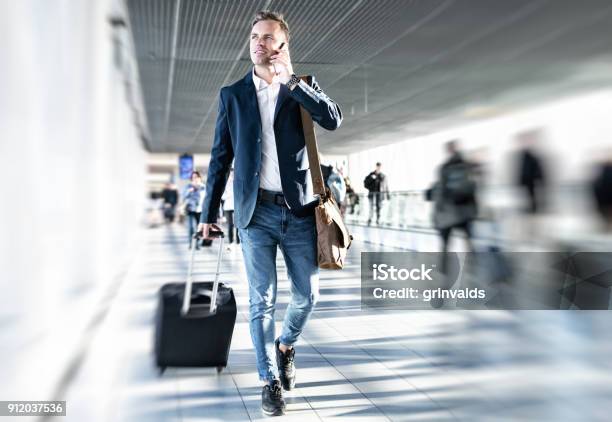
[238,200,319,382]
[186,211,200,245]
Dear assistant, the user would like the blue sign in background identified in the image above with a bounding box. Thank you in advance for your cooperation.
[179,154,194,180]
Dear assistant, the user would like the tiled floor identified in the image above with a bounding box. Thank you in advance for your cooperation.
[63,223,612,421]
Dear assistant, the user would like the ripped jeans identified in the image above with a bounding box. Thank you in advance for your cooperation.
[238,199,319,382]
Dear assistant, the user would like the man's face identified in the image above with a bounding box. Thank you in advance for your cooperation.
[250,20,286,66]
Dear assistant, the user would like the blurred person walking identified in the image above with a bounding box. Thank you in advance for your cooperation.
[222,168,240,249]
[363,162,389,225]
[432,141,478,255]
[146,192,164,228]
[161,181,179,223]
[196,10,342,416]
[344,177,357,215]
[322,163,346,208]
[593,151,612,231]
[515,130,547,214]
[182,171,206,249]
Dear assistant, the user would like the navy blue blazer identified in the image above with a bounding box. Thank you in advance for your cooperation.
[200,71,343,229]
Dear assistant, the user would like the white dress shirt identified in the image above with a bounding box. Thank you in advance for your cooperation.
[252,68,283,192]
[222,176,234,211]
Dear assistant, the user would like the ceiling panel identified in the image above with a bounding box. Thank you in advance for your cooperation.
[126,0,612,154]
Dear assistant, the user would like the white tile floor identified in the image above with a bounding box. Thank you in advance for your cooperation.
[62,223,612,422]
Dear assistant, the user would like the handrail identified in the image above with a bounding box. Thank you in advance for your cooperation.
[343,183,597,231]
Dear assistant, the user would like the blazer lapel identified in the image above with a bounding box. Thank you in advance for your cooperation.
[273,84,290,124]
[243,71,262,138]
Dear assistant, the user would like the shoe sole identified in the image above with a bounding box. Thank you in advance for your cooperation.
[262,407,285,416]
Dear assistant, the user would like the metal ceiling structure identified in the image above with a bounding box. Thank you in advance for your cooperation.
[126,0,612,155]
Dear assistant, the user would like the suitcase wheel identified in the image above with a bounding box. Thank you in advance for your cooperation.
[216,366,224,374]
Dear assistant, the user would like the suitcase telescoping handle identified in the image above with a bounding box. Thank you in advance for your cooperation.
[181,229,225,316]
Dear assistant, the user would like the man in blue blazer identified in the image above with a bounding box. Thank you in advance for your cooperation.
[198,10,342,416]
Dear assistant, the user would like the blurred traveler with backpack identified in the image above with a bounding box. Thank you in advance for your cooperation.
[363,162,389,225]
[431,141,478,254]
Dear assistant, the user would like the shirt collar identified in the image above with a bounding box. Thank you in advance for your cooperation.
[252,67,280,91]
[252,68,268,91]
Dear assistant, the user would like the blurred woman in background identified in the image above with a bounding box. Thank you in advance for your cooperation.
[181,171,206,249]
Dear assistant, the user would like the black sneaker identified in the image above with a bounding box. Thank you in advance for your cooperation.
[275,338,296,391]
[261,379,285,416]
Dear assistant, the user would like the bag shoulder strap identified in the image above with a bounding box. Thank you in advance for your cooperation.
[298,75,326,197]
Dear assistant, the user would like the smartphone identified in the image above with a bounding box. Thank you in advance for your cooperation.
[272,43,285,75]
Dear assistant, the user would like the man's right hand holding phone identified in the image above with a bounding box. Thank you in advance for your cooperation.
[270,42,293,84]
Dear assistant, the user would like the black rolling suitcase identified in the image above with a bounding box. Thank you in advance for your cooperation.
[154,231,236,374]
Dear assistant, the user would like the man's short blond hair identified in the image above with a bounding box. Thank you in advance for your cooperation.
[252,10,290,42]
